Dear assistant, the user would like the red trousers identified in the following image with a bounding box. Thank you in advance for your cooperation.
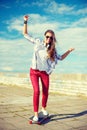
[30,68,49,112]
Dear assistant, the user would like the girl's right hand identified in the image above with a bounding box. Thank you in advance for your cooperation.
[24,15,29,21]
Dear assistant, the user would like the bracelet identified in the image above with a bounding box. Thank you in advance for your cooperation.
[24,20,27,24]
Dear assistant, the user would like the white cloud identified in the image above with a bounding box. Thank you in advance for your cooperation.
[56,27,87,54]
[7,17,23,32]
[71,17,87,27]
[43,1,87,15]
[0,38,24,44]
[28,22,59,37]
[76,8,87,15]
[0,38,34,56]
[44,1,75,14]
[21,0,48,7]
[29,14,47,23]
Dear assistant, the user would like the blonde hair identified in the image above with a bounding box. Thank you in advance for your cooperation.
[44,30,57,61]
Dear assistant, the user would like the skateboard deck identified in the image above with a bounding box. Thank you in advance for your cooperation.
[29,112,49,125]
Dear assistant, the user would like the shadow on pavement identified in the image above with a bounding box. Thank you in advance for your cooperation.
[42,110,87,125]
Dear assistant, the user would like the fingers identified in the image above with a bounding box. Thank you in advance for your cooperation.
[69,48,75,52]
[24,15,29,21]
[71,48,75,51]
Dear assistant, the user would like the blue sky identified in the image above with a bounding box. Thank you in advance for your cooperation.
[0,0,87,73]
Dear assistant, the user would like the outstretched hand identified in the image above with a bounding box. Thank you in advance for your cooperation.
[68,48,75,52]
[24,15,29,21]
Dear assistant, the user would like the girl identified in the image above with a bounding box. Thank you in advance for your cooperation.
[23,15,74,122]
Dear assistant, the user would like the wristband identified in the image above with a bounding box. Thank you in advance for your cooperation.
[24,20,27,24]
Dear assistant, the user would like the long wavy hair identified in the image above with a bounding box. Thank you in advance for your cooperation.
[44,30,57,61]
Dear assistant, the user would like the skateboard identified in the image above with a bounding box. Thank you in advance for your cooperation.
[29,112,49,125]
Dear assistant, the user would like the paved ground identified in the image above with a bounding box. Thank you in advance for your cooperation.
[0,85,87,130]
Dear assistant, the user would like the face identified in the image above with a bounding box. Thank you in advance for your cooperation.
[44,32,54,45]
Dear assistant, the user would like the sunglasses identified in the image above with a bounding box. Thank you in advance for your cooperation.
[46,36,53,40]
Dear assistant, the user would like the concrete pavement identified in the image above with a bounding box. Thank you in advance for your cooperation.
[0,85,87,130]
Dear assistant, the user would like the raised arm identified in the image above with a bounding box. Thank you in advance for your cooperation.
[61,48,75,60]
[23,15,39,44]
[23,15,29,35]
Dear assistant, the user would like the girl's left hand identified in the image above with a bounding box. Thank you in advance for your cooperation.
[68,48,75,52]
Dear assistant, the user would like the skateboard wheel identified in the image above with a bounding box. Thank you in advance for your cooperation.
[29,120,32,124]
[38,122,41,125]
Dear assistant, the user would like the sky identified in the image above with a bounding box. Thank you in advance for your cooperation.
[0,0,87,74]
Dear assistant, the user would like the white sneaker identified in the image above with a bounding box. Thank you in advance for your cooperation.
[33,116,38,122]
[41,109,49,116]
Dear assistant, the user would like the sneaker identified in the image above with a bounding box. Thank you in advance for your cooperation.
[41,109,49,116]
[33,116,38,122]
